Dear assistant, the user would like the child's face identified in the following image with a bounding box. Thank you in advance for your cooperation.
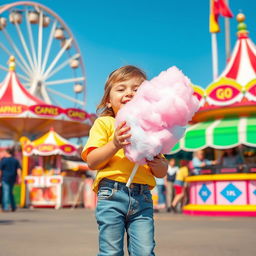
[169,159,175,166]
[107,77,143,116]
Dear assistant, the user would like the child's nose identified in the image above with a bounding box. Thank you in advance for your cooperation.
[126,89,134,97]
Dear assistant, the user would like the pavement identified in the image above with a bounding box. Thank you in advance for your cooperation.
[0,208,256,256]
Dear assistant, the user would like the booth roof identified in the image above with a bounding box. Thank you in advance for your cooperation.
[171,116,256,153]
[23,128,79,156]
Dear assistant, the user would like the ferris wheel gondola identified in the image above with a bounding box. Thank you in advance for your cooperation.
[0,1,86,109]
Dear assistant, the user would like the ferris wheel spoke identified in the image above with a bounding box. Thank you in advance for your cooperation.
[40,85,52,104]
[37,10,44,73]
[0,65,9,72]
[14,22,35,70]
[25,9,38,68]
[0,2,87,110]
[43,38,73,79]
[1,28,32,74]
[47,87,85,106]
[0,42,31,77]
[41,20,57,74]
[45,77,85,86]
[44,53,80,80]
[0,64,29,81]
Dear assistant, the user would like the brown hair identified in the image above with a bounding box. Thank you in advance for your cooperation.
[96,65,147,117]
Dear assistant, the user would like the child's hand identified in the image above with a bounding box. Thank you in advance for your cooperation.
[113,121,131,149]
[147,154,168,178]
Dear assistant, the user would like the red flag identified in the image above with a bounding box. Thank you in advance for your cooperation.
[210,0,233,33]
[218,0,233,18]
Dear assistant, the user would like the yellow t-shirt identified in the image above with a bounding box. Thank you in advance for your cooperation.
[175,166,189,182]
[81,116,156,192]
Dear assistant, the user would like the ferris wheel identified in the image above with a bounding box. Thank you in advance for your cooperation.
[0,1,86,108]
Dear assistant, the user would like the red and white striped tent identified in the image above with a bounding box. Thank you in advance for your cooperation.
[172,14,256,153]
[0,70,45,105]
[219,30,256,85]
[0,58,94,140]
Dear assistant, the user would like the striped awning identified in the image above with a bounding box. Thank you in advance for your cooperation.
[171,117,256,153]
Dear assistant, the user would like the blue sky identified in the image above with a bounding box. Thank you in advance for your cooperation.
[0,0,256,114]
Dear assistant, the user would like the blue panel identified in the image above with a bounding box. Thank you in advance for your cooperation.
[220,183,242,203]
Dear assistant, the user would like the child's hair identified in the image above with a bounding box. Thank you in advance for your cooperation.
[97,65,147,117]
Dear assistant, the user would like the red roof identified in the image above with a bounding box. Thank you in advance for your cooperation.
[0,70,45,105]
[219,32,256,85]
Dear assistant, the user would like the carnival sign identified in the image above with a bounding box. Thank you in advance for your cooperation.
[59,144,77,154]
[245,79,256,102]
[0,104,27,116]
[29,105,63,117]
[36,144,57,153]
[23,144,34,154]
[206,78,243,106]
[65,108,88,121]
[192,85,205,107]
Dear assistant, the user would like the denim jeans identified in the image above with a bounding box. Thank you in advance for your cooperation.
[1,180,16,211]
[156,185,166,205]
[96,178,155,256]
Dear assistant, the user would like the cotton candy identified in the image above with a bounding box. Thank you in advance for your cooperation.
[116,66,200,165]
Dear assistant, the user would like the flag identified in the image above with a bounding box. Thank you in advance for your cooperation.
[209,0,233,33]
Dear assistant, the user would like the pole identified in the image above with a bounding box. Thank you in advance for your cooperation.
[224,0,231,61]
[20,155,28,208]
[211,33,219,80]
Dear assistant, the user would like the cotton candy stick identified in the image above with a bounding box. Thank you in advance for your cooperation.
[126,163,139,187]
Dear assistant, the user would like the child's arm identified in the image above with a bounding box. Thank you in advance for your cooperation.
[147,154,169,178]
[87,121,131,170]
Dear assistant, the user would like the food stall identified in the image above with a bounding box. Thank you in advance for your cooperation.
[22,128,87,209]
[170,14,256,216]
[0,56,95,208]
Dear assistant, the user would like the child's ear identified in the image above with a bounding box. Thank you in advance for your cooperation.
[106,102,111,108]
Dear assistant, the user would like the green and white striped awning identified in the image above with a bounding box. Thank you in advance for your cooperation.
[171,116,256,153]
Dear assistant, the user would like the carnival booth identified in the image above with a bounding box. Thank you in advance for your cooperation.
[170,14,256,216]
[0,57,95,207]
[23,128,87,209]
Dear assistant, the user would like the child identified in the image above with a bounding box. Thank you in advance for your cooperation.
[155,177,166,212]
[166,158,178,212]
[171,160,189,213]
[81,65,168,256]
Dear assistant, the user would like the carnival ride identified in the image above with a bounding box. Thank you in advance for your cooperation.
[0,1,94,140]
[0,1,86,108]
[0,1,95,208]
[171,14,256,216]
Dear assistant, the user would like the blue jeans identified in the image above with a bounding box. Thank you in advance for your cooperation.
[1,180,16,211]
[96,178,155,256]
[157,185,166,205]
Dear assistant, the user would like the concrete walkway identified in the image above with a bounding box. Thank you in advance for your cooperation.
[0,208,255,256]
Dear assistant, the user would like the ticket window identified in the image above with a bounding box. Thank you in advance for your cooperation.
[43,155,61,175]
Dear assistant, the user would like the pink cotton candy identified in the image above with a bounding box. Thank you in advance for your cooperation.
[116,66,200,165]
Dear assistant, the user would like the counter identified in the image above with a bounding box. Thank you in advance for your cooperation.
[25,175,84,209]
[183,173,256,216]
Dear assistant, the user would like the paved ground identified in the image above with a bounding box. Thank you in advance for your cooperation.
[0,208,256,256]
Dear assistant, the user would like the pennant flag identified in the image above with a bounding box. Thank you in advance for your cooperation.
[209,0,233,33]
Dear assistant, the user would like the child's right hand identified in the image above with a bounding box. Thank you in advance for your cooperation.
[113,121,131,149]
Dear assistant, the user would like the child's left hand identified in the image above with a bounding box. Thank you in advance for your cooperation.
[146,154,168,178]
